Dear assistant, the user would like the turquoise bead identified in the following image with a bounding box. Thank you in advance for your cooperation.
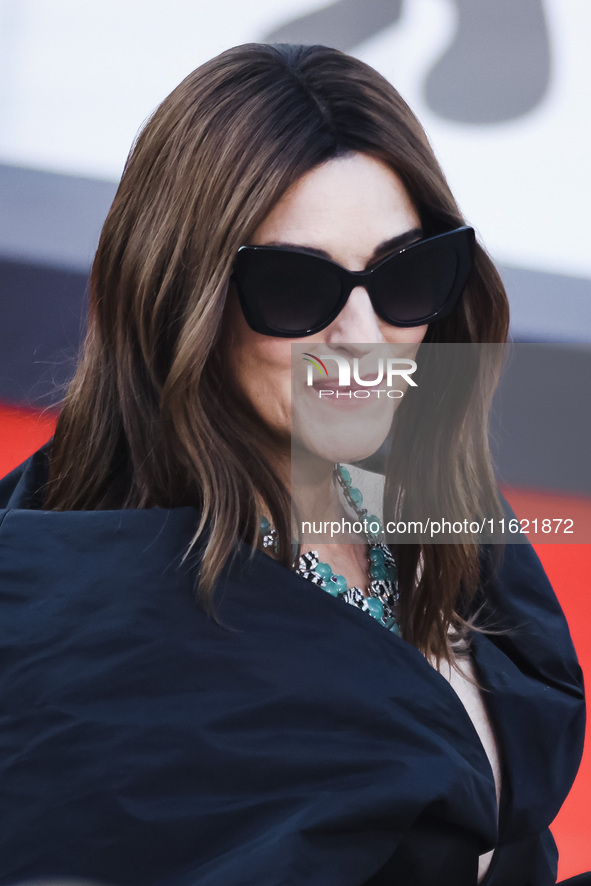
[324,582,341,597]
[369,548,385,564]
[260,515,270,533]
[370,564,388,581]
[315,562,333,580]
[349,487,363,505]
[365,597,384,619]
[338,465,351,485]
[366,515,382,534]
[330,574,348,593]
[386,565,397,581]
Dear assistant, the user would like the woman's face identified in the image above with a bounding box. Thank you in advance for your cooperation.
[224,152,428,463]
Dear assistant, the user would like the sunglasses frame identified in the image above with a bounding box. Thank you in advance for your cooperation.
[232,225,475,338]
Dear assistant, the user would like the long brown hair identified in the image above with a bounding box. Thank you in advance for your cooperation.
[44,43,509,661]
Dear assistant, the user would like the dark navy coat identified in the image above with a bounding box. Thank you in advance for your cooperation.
[0,444,586,886]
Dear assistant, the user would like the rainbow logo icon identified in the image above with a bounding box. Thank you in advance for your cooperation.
[302,353,328,376]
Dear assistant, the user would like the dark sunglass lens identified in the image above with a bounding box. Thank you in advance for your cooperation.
[239,251,342,335]
[373,247,458,324]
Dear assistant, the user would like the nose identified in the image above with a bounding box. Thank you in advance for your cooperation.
[323,286,382,348]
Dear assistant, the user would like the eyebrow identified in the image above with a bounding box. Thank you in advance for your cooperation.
[260,227,423,267]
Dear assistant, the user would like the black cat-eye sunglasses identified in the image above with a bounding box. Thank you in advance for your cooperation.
[232,226,475,338]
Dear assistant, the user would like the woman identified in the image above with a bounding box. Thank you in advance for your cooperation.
[0,43,586,886]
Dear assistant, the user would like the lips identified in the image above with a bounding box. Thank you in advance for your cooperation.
[311,377,380,392]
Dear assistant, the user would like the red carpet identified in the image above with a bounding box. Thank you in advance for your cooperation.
[0,402,589,879]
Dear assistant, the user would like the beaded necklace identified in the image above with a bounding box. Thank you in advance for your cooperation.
[260,464,400,634]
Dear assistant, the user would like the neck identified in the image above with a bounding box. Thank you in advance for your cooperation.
[292,448,351,532]
[259,438,342,512]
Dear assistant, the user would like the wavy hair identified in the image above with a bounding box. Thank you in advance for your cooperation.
[44,43,509,661]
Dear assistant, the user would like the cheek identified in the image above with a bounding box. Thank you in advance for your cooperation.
[224,296,294,428]
[382,323,429,344]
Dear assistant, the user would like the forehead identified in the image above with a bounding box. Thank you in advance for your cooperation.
[251,152,421,269]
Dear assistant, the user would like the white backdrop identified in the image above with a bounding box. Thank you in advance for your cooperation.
[0,0,590,280]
